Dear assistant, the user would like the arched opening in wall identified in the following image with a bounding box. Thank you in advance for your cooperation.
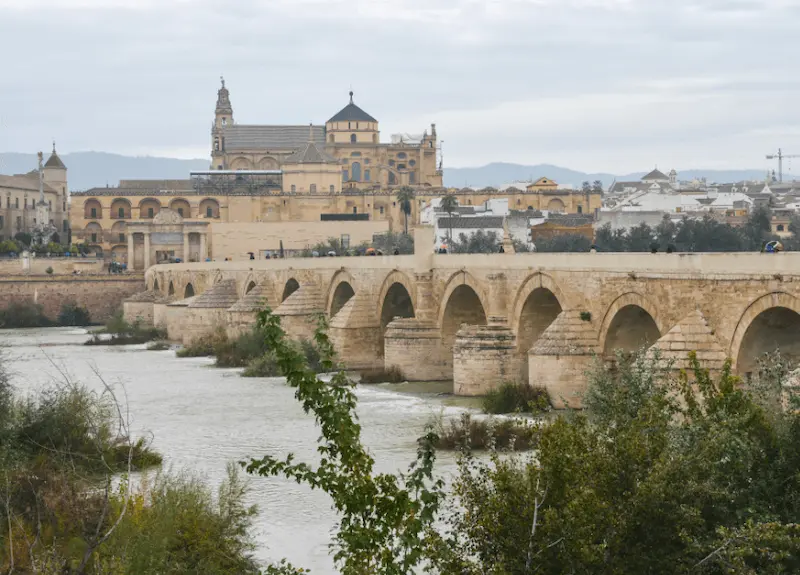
[184,283,195,298]
[603,305,660,358]
[169,198,191,218]
[379,283,414,357]
[200,198,220,218]
[138,198,161,219]
[110,198,131,219]
[517,288,562,382]
[330,282,355,318]
[83,199,102,220]
[547,198,565,213]
[441,285,488,377]
[153,278,160,292]
[245,281,256,295]
[736,307,800,377]
[282,278,300,302]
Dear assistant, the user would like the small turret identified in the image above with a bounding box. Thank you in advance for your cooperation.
[43,141,68,197]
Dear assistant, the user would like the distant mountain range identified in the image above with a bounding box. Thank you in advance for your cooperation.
[0,152,772,192]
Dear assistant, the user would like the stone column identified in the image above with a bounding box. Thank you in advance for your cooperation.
[199,233,207,261]
[453,324,519,395]
[127,232,135,271]
[485,272,510,325]
[183,231,190,262]
[143,231,151,270]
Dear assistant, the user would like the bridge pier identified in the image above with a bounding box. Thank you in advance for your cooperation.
[227,282,274,339]
[329,291,383,370]
[528,310,600,408]
[384,319,450,381]
[453,324,519,395]
[274,283,324,341]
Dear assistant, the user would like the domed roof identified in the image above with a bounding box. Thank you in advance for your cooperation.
[327,91,377,123]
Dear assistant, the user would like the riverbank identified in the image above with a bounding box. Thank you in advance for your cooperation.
[0,326,465,574]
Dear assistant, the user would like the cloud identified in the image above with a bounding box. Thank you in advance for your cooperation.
[0,0,798,173]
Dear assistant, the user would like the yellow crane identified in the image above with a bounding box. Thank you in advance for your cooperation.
[766,148,800,183]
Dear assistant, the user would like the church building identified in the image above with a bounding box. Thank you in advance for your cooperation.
[210,79,443,190]
[0,145,69,244]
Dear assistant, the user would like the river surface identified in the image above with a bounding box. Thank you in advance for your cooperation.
[1,327,468,573]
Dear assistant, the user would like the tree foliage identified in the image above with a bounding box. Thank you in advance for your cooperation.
[448,230,500,253]
[429,351,800,574]
[396,186,416,235]
[594,208,786,253]
[242,310,445,574]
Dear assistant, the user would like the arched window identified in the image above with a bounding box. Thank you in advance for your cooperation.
[389,172,396,185]
[351,162,362,182]
[352,207,357,214]
[343,170,349,182]
[397,152,407,159]
[330,185,335,193]
[577,205,583,214]
[214,138,220,151]
[291,184,296,192]
[350,134,357,143]
[310,184,317,193]
[777,224,785,231]
[365,169,371,182]
[409,172,415,184]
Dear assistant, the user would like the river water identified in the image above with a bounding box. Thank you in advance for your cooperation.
[1,327,467,573]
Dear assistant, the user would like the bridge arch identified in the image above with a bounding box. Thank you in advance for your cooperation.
[168,280,175,297]
[153,278,160,293]
[599,292,663,357]
[437,271,490,330]
[439,273,489,378]
[512,274,565,382]
[184,282,195,298]
[326,270,356,318]
[282,278,300,302]
[377,271,416,358]
[730,292,800,375]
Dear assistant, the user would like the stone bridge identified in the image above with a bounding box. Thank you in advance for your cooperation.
[126,229,800,406]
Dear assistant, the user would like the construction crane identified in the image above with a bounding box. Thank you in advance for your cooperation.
[766,148,800,183]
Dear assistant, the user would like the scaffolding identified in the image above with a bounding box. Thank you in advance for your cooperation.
[190,170,282,196]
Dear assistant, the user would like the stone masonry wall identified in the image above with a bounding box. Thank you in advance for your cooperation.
[0,275,143,323]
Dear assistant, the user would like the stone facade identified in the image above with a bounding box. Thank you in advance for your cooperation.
[126,227,800,404]
[0,275,143,323]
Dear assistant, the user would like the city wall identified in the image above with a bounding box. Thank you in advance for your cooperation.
[124,228,800,406]
[0,274,144,323]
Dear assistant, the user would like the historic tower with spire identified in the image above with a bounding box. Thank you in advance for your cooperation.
[211,77,234,169]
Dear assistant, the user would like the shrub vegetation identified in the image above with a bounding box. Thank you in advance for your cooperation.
[482,381,550,414]
[434,412,540,451]
[58,301,92,326]
[358,365,406,384]
[85,311,165,345]
[0,300,54,328]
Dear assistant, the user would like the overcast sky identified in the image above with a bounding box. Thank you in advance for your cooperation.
[1,0,799,173]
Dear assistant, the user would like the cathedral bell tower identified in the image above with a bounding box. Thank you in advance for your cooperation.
[211,76,234,169]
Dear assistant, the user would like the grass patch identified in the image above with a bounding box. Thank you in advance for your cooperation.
[482,382,551,414]
[359,365,406,384]
[176,329,228,358]
[85,311,166,346]
[434,412,540,451]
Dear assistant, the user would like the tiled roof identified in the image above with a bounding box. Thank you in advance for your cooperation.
[284,141,337,164]
[327,95,378,123]
[438,216,504,229]
[44,151,66,169]
[642,168,669,181]
[0,174,57,193]
[221,124,325,151]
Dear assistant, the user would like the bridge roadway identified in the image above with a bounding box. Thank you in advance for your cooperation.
[128,231,800,406]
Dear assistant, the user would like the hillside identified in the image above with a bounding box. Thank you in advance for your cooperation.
[0,153,770,191]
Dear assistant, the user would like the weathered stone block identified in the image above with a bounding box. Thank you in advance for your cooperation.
[384,319,450,381]
[453,324,518,396]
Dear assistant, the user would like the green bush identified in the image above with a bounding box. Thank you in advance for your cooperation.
[0,300,54,328]
[359,365,406,384]
[241,351,282,378]
[176,328,228,358]
[482,381,550,414]
[215,327,271,367]
[147,341,171,351]
[434,412,540,451]
[58,301,92,326]
[85,311,165,345]
[242,339,324,378]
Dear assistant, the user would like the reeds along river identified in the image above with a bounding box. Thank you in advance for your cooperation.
[1,327,464,573]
